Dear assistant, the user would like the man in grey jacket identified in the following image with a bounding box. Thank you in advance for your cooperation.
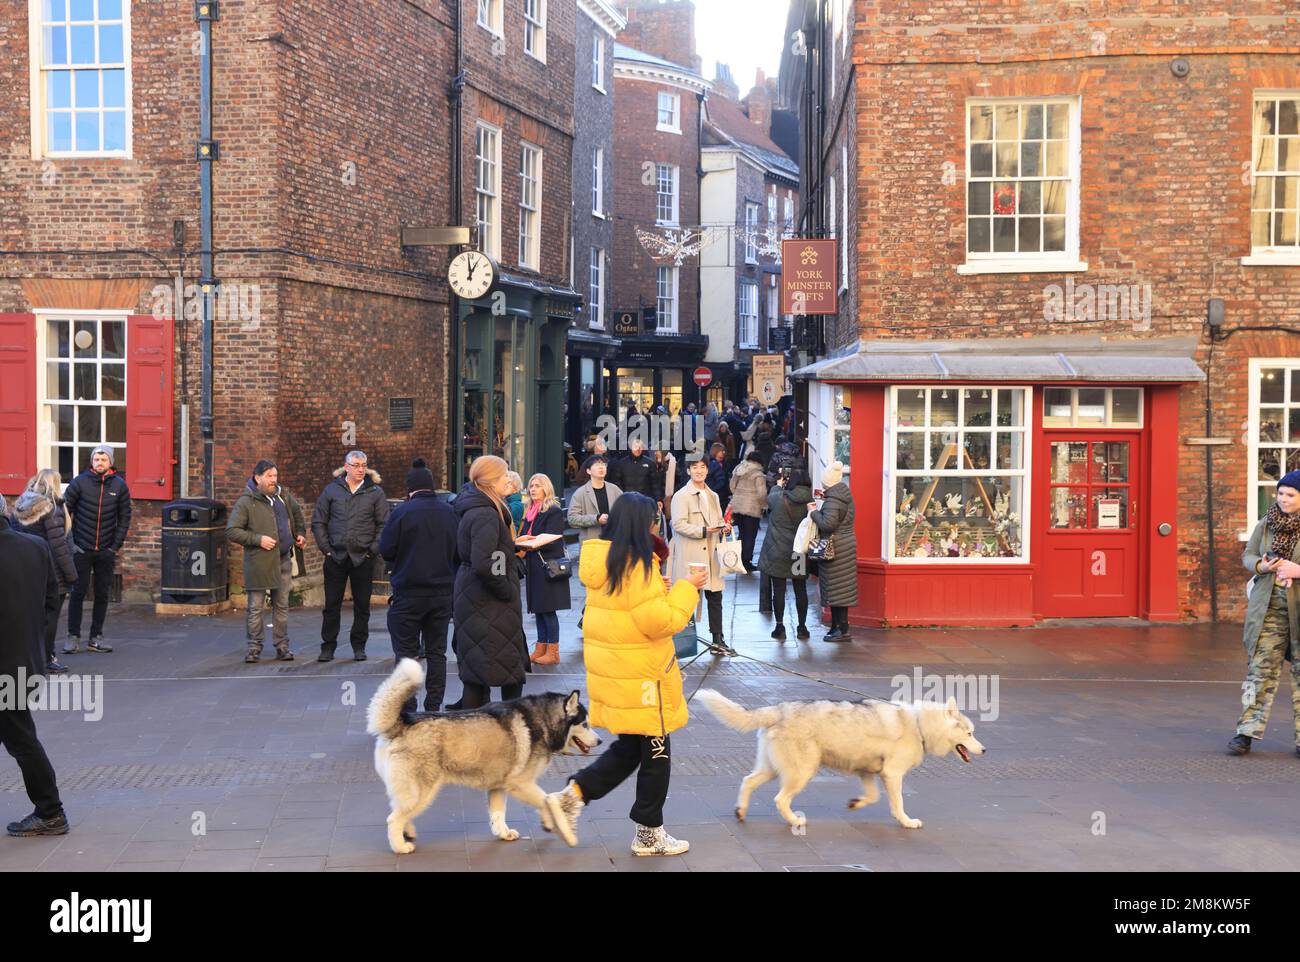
[311,450,390,662]
[567,455,622,542]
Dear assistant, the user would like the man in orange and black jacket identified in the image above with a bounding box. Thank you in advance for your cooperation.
[63,445,132,654]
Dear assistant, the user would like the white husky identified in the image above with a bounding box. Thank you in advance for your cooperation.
[695,691,986,830]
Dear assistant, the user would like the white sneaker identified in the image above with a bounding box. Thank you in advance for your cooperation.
[631,824,689,856]
[543,783,584,847]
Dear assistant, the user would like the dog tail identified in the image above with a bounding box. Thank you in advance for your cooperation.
[694,690,783,732]
[367,658,425,739]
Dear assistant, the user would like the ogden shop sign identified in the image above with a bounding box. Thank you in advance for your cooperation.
[780,239,838,315]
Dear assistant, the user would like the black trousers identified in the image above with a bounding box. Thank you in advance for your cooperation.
[704,590,723,638]
[458,682,523,710]
[831,605,849,629]
[736,514,760,569]
[321,555,375,650]
[0,709,63,819]
[387,592,452,712]
[44,593,68,662]
[68,548,115,638]
[572,733,671,827]
[770,577,809,627]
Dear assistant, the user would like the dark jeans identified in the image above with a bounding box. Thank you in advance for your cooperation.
[321,554,375,651]
[770,576,809,627]
[704,589,723,639]
[535,612,560,646]
[831,606,849,629]
[68,548,115,638]
[736,514,760,569]
[572,733,670,827]
[44,593,68,662]
[0,709,63,819]
[387,592,452,712]
[459,682,523,710]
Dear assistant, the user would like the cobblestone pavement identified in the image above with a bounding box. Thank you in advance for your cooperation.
[2,569,1295,872]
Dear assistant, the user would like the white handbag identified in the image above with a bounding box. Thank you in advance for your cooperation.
[792,515,816,556]
[715,531,747,576]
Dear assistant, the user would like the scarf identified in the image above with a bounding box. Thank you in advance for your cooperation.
[523,500,543,527]
[1266,502,1300,561]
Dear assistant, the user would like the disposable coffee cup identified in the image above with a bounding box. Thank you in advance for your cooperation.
[688,562,708,575]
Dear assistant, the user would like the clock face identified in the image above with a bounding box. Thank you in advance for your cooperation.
[448,251,496,300]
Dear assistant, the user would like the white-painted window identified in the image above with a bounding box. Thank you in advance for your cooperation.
[39,312,128,478]
[828,175,837,285]
[477,0,502,34]
[589,247,604,329]
[767,191,778,227]
[656,266,678,332]
[517,142,541,269]
[31,0,131,157]
[524,0,545,62]
[592,33,605,91]
[1251,94,1300,255]
[965,99,1082,268]
[889,386,1030,562]
[656,163,679,226]
[1248,360,1300,528]
[841,144,849,290]
[739,282,759,348]
[591,147,603,215]
[745,202,759,264]
[475,122,501,260]
[1041,387,1143,428]
[657,91,681,133]
[783,192,794,237]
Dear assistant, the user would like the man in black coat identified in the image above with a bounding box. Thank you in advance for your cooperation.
[63,445,131,653]
[379,459,459,712]
[311,450,391,661]
[608,437,665,508]
[0,494,68,838]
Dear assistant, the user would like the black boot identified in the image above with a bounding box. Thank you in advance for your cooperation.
[1226,734,1252,756]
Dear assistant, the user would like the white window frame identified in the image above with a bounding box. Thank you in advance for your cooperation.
[591,146,604,216]
[1245,91,1300,266]
[886,386,1032,564]
[592,33,605,92]
[589,247,605,330]
[783,192,794,238]
[477,0,502,36]
[745,202,760,264]
[767,190,778,227]
[827,175,837,284]
[29,0,133,159]
[34,308,130,478]
[840,144,849,291]
[959,97,1088,275]
[517,142,541,270]
[656,266,679,333]
[655,163,680,227]
[1041,387,1144,428]
[523,0,546,63]
[1247,358,1300,532]
[657,91,681,134]
[475,121,502,261]
[739,282,759,349]
[766,279,778,332]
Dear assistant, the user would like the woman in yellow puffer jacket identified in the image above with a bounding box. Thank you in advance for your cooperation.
[543,492,707,856]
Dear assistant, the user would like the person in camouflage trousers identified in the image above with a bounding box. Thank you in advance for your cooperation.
[1230,469,1300,757]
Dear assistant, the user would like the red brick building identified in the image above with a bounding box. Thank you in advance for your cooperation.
[0,0,574,601]
[782,0,1300,626]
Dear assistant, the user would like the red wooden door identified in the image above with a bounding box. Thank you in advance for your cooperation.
[1040,435,1140,617]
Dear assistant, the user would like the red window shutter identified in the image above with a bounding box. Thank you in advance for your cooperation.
[0,313,37,496]
[126,313,174,500]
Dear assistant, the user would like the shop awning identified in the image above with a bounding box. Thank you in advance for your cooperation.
[791,335,1206,383]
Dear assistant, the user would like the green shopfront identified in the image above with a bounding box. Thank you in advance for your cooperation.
[455,275,578,492]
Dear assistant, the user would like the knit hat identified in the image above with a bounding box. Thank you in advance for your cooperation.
[1279,470,1300,493]
[822,461,844,488]
[406,457,435,493]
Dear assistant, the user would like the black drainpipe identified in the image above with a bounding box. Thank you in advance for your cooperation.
[447,0,465,490]
[196,1,218,499]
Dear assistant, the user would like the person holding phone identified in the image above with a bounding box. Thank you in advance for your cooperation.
[1231,470,1300,757]
[669,457,733,655]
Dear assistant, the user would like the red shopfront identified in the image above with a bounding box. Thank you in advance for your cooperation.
[801,344,1204,627]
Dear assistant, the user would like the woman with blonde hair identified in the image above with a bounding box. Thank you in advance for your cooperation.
[451,455,530,708]
[518,473,571,666]
[13,469,76,673]
[504,470,526,529]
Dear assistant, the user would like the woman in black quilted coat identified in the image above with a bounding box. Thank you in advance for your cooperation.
[809,461,858,643]
[452,455,530,709]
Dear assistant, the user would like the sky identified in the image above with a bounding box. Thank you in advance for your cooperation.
[692,0,790,96]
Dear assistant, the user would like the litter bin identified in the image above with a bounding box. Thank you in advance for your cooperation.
[161,498,229,604]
